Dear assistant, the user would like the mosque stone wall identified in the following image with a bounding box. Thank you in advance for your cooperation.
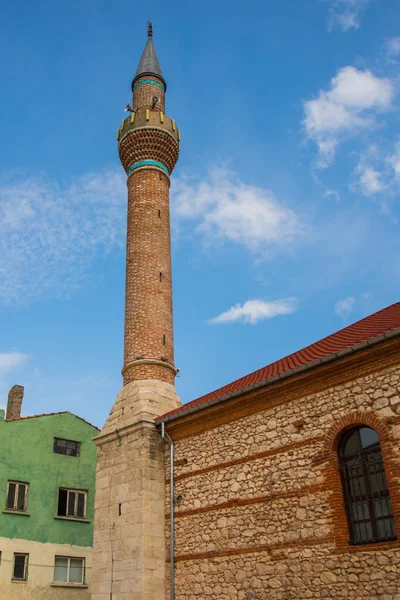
[165,361,400,600]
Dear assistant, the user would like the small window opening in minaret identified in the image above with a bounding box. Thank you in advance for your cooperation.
[118,504,122,516]
[159,272,162,282]
[163,335,166,345]
[158,209,161,218]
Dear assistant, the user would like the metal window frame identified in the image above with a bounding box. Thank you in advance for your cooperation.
[53,437,81,457]
[54,555,85,584]
[12,553,28,581]
[339,426,397,545]
[6,481,28,512]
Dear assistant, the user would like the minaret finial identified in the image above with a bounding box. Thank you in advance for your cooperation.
[147,21,153,38]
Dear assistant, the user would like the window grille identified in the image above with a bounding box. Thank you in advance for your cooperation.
[53,438,81,457]
[58,489,86,519]
[54,556,85,584]
[12,554,28,580]
[339,426,397,545]
[6,482,28,512]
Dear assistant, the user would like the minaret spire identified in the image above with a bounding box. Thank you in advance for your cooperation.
[132,21,166,91]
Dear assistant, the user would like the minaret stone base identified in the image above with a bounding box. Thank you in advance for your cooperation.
[91,381,181,600]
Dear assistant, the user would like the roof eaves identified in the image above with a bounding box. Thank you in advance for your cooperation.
[71,413,101,431]
[5,411,68,422]
[4,411,100,431]
[157,326,400,425]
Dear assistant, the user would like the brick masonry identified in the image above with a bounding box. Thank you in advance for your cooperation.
[133,75,166,113]
[91,32,182,600]
[124,169,175,385]
[164,360,400,599]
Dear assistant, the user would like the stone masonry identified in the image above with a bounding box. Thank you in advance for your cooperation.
[6,384,24,420]
[164,353,400,599]
[91,26,181,600]
[90,21,400,600]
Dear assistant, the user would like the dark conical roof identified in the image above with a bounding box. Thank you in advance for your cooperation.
[132,23,166,90]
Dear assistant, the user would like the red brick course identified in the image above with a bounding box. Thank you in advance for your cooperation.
[166,361,400,598]
[318,411,400,551]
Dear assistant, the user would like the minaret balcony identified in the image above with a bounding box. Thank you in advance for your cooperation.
[117,110,180,176]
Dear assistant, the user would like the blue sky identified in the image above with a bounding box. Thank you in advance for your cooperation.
[0,0,399,428]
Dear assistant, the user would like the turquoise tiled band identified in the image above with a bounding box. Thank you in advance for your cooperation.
[133,79,164,91]
[128,160,169,176]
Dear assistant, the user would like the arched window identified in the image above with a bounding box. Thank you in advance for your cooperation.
[339,426,397,545]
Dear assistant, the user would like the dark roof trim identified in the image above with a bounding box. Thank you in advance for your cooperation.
[156,327,400,425]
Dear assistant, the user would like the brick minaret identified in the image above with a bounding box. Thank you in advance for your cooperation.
[91,24,181,600]
[120,21,179,387]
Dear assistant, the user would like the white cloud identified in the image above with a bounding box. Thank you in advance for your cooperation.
[335,296,356,318]
[0,352,28,375]
[386,37,400,60]
[350,140,400,205]
[0,170,126,302]
[304,66,394,167]
[209,298,298,325]
[325,0,371,31]
[356,165,385,195]
[323,188,341,202]
[388,140,400,178]
[171,167,303,253]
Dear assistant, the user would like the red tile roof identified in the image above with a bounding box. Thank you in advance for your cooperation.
[4,411,100,431]
[158,302,400,423]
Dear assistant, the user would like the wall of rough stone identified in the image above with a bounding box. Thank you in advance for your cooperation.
[92,380,181,600]
[165,362,400,599]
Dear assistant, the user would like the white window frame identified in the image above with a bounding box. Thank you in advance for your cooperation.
[53,556,85,584]
[6,481,28,512]
[12,553,28,581]
[59,488,87,519]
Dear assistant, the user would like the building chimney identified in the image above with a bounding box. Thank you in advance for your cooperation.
[6,385,24,420]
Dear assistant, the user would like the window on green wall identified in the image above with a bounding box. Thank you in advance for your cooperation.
[12,554,28,581]
[53,438,81,457]
[58,489,86,519]
[53,556,85,584]
[6,481,28,512]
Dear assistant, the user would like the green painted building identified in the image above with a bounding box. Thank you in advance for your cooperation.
[0,385,98,599]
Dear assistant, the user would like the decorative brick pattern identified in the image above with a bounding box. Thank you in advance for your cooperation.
[165,361,400,599]
[117,66,179,385]
[123,169,174,385]
[133,75,165,113]
[118,128,179,176]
